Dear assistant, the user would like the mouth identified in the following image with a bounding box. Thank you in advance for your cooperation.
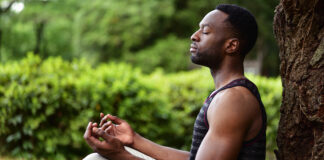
[190,47,197,53]
[190,44,198,53]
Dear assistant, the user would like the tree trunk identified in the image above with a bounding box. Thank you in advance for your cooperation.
[273,0,324,159]
[34,21,45,55]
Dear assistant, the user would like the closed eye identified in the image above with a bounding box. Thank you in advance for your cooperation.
[202,31,209,35]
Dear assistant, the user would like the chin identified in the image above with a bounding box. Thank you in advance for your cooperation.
[191,53,218,68]
[190,55,207,66]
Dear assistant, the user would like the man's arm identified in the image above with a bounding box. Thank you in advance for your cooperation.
[131,132,190,160]
[195,87,260,160]
[98,114,190,160]
[84,122,143,160]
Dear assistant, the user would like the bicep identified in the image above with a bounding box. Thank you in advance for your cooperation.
[195,128,244,160]
[195,90,253,160]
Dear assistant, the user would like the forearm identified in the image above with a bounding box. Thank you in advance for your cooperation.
[131,133,190,160]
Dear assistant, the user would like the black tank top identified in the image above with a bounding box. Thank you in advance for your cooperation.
[189,78,267,160]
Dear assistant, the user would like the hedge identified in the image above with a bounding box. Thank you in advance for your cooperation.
[0,54,282,159]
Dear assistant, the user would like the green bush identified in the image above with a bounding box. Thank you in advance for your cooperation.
[0,55,282,159]
[0,54,177,159]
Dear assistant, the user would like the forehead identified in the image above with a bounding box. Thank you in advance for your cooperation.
[199,10,228,28]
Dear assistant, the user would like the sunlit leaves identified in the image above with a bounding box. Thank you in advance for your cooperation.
[0,55,281,159]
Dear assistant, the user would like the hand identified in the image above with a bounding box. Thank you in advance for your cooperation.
[98,113,135,146]
[84,122,126,159]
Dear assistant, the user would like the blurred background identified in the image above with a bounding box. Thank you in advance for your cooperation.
[0,0,279,76]
[0,0,281,159]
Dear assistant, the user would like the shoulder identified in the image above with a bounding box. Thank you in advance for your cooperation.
[195,87,260,159]
[207,86,260,132]
[215,86,258,107]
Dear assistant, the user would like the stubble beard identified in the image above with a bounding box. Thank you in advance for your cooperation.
[190,49,222,69]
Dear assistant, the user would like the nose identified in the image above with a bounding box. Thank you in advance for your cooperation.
[191,30,200,42]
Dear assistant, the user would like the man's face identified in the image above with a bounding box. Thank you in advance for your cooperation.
[190,10,230,68]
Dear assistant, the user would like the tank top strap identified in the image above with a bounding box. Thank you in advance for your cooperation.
[205,78,248,104]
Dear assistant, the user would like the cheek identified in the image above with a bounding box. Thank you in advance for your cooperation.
[200,40,219,53]
[208,38,225,51]
[201,36,218,47]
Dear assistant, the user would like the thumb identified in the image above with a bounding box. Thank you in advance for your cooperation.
[107,114,124,125]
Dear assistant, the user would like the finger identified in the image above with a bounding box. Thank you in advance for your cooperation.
[84,122,93,139]
[97,129,114,142]
[107,114,123,125]
[87,134,101,148]
[101,121,112,130]
[104,126,112,133]
[105,126,114,136]
[106,124,116,135]
[92,122,98,128]
[92,127,99,137]
[84,122,101,147]
[112,123,117,131]
[99,115,109,127]
[100,112,104,118]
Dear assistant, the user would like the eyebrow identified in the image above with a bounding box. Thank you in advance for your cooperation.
[199,23,214,30]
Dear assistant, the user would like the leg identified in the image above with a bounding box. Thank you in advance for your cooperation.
[83,147,155,160]
[83,153,107,160]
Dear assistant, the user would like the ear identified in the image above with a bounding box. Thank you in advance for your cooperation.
[224,38,239,55]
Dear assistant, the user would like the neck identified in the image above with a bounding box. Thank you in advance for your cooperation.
[210,58,245,90]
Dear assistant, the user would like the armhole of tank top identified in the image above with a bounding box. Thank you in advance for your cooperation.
[227,78,267,146]
[205,79,266,145]
[204,92,218,128]
[203,106,209,128]
[242,91,267,146]
[242,103,266,146]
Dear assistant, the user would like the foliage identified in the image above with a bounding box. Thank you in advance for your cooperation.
[0,54,177,159]
[0,0,279,76]
[0,55,282,159]
[124,35,191,73]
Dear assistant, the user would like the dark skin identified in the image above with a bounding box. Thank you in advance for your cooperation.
[84,121,143,160]
[84,10,262,160]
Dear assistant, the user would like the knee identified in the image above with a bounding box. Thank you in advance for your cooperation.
[83,153,108,160]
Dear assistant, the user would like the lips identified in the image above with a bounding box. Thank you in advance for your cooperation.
[190,47,197,53]
[190,44,198,53]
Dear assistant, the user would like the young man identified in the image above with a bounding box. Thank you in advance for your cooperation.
[84,4,267,160]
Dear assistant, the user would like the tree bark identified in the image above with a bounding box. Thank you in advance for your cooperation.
[274,0,324,159]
